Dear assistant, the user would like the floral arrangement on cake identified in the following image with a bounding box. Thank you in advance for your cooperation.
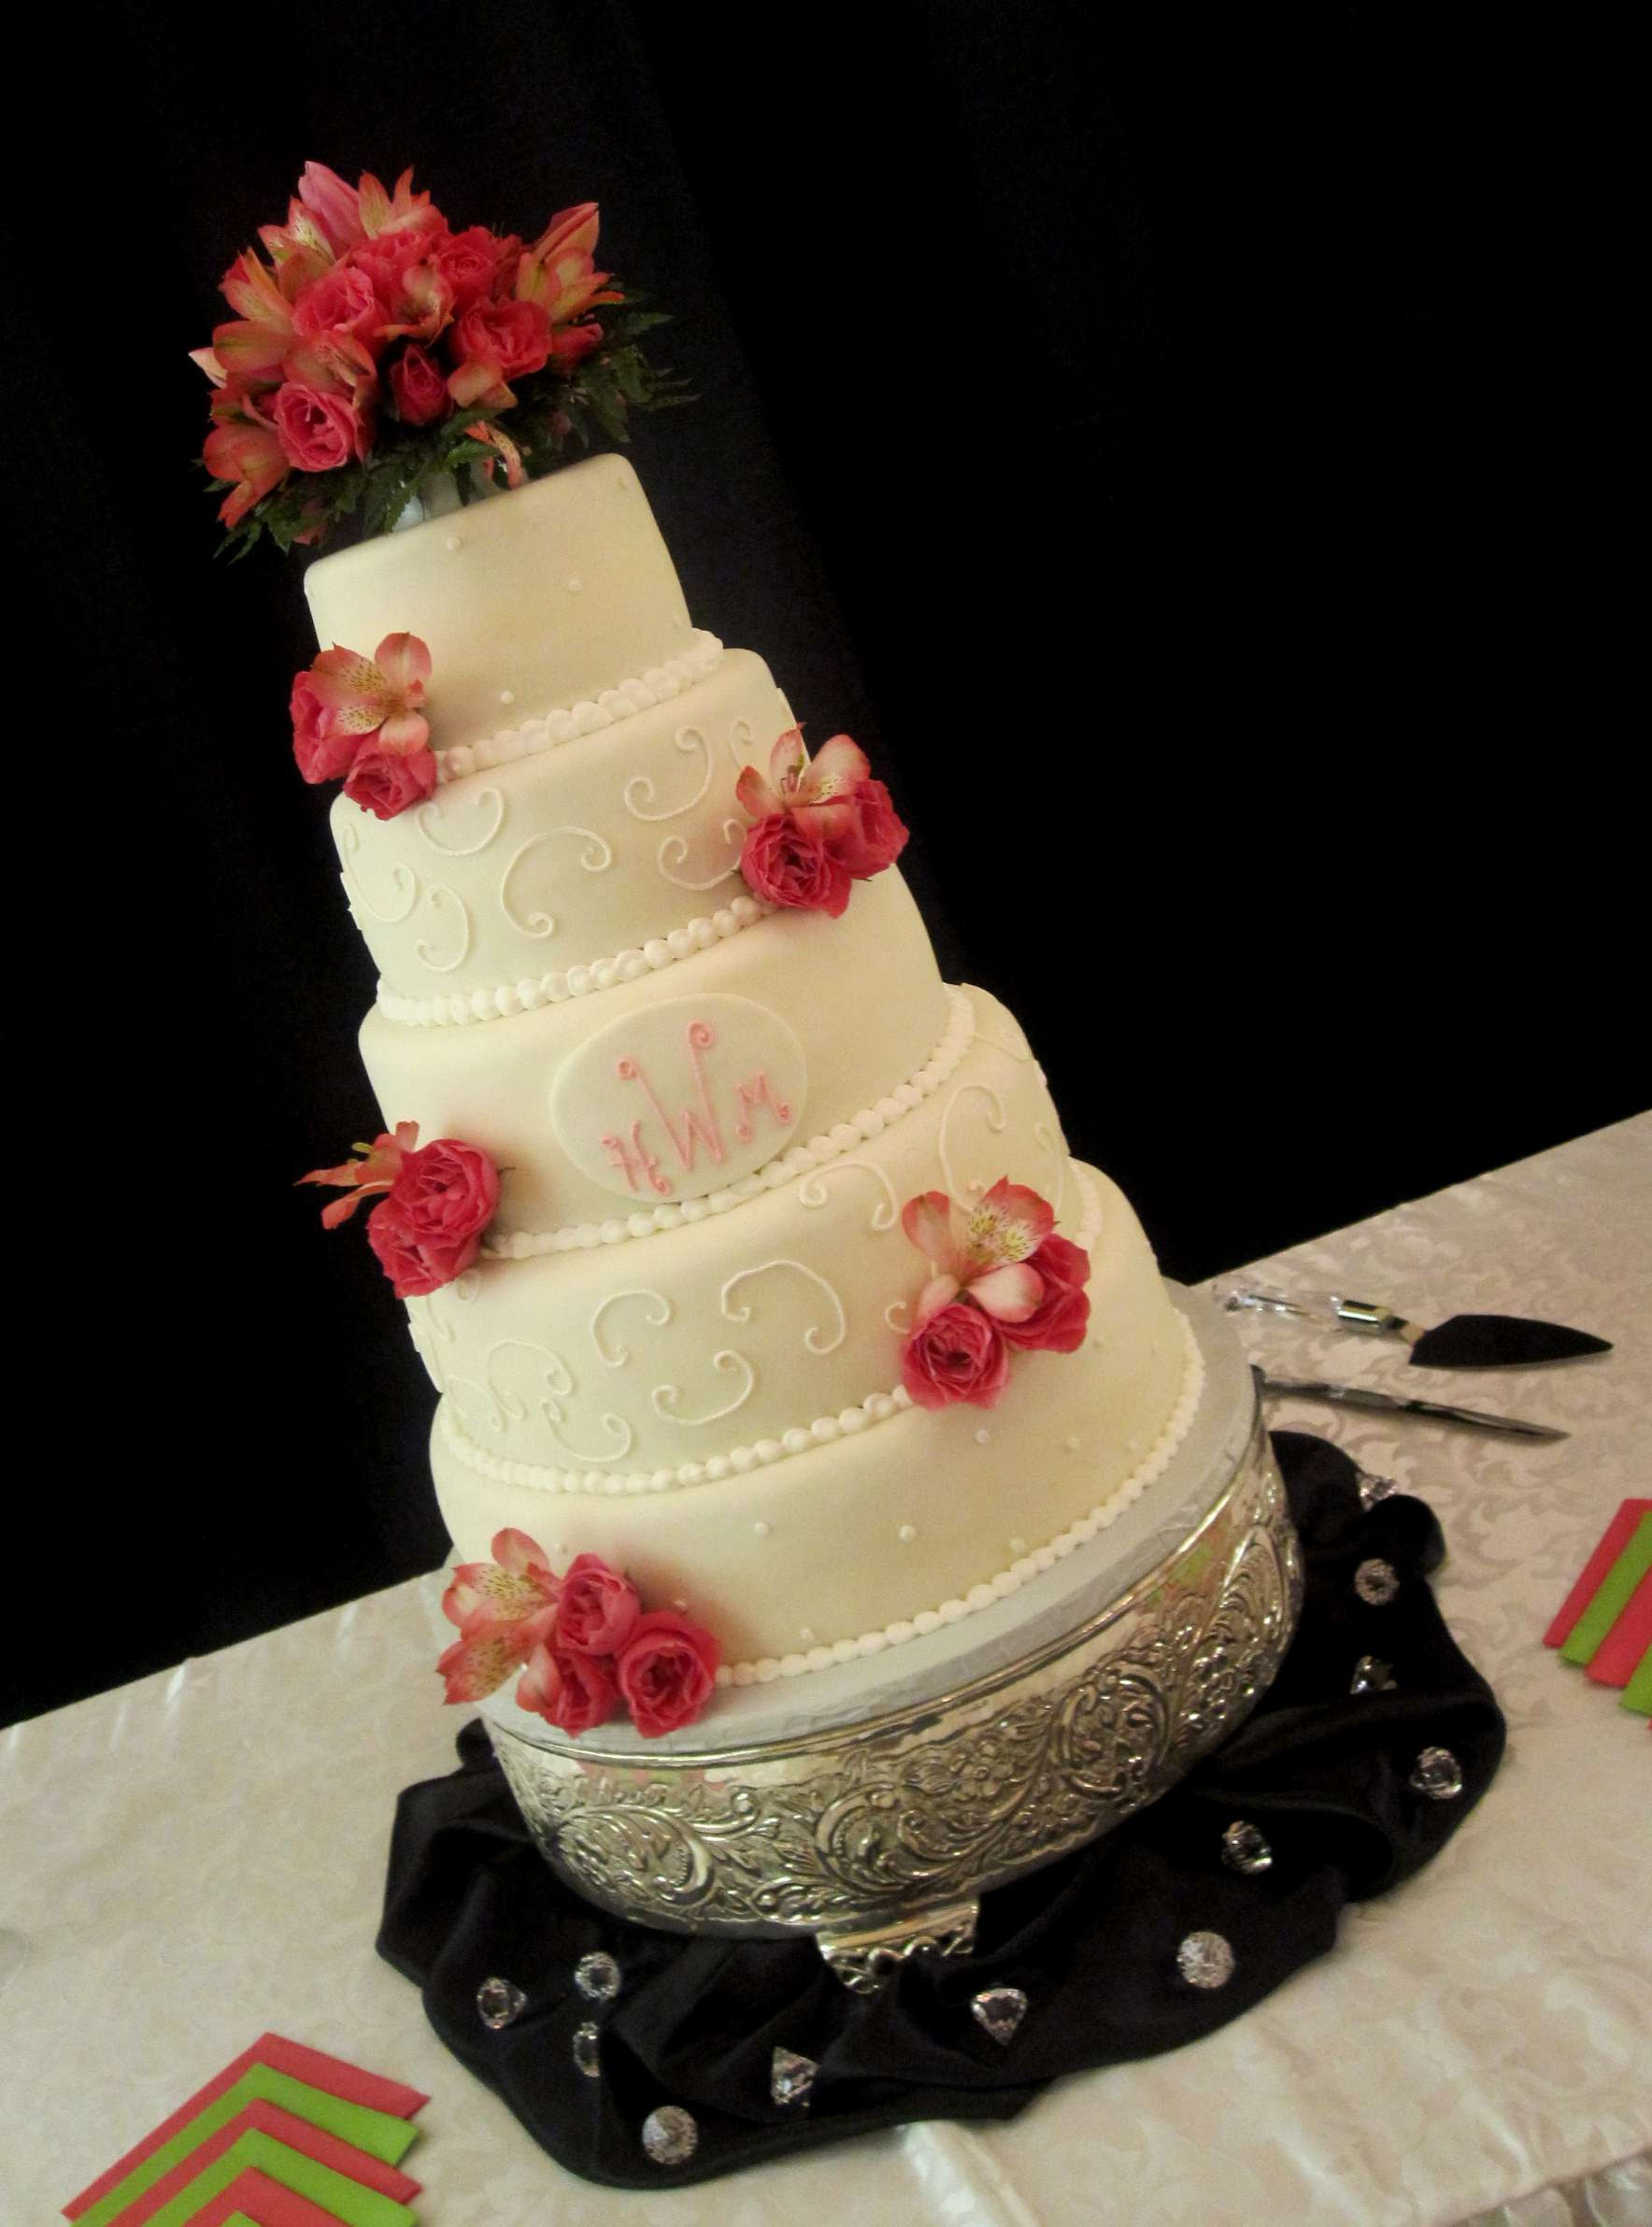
[735,728,908,916]
[194,162,686,554]
[292,631,435,816]
[300,1121,499,1295]
[899,1178,1091,1408]
[439,1528,720,1738]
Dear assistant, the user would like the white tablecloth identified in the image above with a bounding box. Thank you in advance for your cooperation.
[6,1116,1650,2224]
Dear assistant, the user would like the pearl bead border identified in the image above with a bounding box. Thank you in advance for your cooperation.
[430,630,724,787]
[483,987,976,1259]
[377,892,774,1027]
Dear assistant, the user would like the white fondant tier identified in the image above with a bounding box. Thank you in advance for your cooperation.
[331,649,795,1008]
[304,454,693,756]
[359,866,951,1234]
[431,1181,1192,1672]
[404,986,1106,1474]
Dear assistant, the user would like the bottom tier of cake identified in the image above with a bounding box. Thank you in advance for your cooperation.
[477,1289,1301,1965]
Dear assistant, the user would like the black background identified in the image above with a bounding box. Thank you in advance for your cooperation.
[13,4,1641,1723]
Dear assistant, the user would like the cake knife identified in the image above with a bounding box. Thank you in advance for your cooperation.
[1260,1375,1568,1439]
[1219,1287,1610,1369]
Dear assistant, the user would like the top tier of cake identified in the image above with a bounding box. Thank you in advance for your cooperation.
[304,454,700,756]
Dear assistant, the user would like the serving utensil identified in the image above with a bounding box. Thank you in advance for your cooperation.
[1221,1288,1609,1370]
[1260,1375,1568,1440]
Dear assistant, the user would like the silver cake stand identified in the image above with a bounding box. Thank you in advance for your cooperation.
[482,1288,1302,1991]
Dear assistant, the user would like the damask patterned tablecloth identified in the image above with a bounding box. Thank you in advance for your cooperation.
[5,1115,1649,2224]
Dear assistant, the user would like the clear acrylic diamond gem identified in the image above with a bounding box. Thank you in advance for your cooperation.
[970,1985,1030,2045]
[476,1976,526,2030]
[1409,1746,1463,1800]
[575,1950,621,2002]
[1176,1930,1235,1990]
[641,2105,699,2166]
[770,2046,819,2106]
[573,2020,601,2078]
[1350,1654,1397,1694]
[1221,1820,1273,1874]
[1356,1467,1399,1509]
[1354,1557,1400,1606]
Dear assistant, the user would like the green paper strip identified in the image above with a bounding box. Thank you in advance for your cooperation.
[1560,1513,1652,1665]
[1623,1642,1652,1716]
[79,2067,416,2227]
[141,2128,415,2227]
[221,2218,261,2226]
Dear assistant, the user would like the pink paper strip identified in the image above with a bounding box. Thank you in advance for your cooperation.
[1543,1499,1651,1647]
[65,2036,426,2217]
[99,2100,420,2227]
[1586,1566,1652,1687]
[183,2166,346,2227]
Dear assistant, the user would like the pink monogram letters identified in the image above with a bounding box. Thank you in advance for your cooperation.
[601,1020,793,1196]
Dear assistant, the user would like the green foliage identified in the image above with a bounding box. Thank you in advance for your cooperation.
[207,301,693,560]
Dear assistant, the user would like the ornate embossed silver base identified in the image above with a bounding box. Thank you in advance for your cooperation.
[484,1291,1301,1983]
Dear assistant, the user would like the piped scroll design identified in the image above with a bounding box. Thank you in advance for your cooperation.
[337,819,417,924]
[937,1082,1007,1201]
[417,786,506,857]
[797,1161,900,1232]
[657,820,745,892]
[650,1349,757,1428]
[591,1289,675,1368]
[721,1261,847,1354]
[499,827,615,939]
[413,884,473,974]
[448,1338,634,1465]
[489,1420,1302,1938]
[623,726,712,822]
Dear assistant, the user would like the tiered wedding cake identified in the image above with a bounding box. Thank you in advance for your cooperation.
[303,455,1203,1689]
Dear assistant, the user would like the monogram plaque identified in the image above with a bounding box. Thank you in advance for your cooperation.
[549,992,808,1202]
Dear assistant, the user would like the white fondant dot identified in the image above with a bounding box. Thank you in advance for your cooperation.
[673,1597,689,1611]
[731,1663,756,1687]
[781,1428,811,1455]
[752,1520,771,1538]
[754,1659,781,1683]
[445,534,463,550]
[832,1638,859,1663]
[898,1524,918,1544]
[888,1620,916,1646]
[975,1428,991,1445]
[499,689,515,706]
[566,576,583,592]
[806,1646,833,1672]
[755,1439,782,1464]
[966,1584,996,1611]
[913,1610,942,1636]
[799,1627,815,1646]
[780,1653,807,1677]
[1065,1435,1081,1451]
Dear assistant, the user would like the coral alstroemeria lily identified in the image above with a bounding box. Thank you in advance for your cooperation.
[735,727,871,849]
[296,1121,419,1228]
[438,1528,562,1705]
[902,1179,1057,1329]
[306,632,432,753]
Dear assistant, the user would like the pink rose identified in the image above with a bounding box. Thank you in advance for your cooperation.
[830,778,909,878]
[378,1135,500,1292]
[389,343,450,425]
[902,1301,1012,1411]
[739,811,852,917]
[548,321,603,372]
[342,735,437,820]
[997,1235,1092,1353]
[615,1611,720,1738]
[450,297,552,379]
[517,1641,619,1736]
[291,263,384,351]
[555,1553,641,1656]
[435,225,504,313]
[290,671,357,784]
[271,379,363,472]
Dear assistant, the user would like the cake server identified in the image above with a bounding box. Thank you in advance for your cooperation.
[1220,1287,1610,1369]
[1260,1375,1568,1439]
